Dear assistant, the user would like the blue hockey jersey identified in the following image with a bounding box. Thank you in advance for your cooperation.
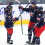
[4,12,13,29]
[22,6,39,22]
[36,13,44,28]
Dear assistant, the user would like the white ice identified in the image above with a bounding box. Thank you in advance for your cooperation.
[0,24,45,45]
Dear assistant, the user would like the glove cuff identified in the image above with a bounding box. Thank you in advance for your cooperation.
[13,18,15,21]
[21,7,23,10]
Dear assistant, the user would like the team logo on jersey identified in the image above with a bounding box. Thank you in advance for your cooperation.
[30,12,34,17]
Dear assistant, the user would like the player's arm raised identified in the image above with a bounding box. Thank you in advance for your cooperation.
[18,6,32,12]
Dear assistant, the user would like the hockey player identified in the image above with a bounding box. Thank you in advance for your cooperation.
[4,3,19,44]
[19,1,39,44]
[31,6,45,45]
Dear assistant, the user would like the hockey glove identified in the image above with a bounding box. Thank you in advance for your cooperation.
[13,17,19,21]
[19,6,23,9]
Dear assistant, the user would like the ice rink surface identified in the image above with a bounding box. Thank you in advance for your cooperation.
[0,24,45,45]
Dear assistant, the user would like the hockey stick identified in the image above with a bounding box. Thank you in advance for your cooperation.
[19,8,23,34]
[15,0,23,34]
[13,0,30,34]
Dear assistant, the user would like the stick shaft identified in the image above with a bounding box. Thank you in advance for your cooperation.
[29,0,30,3]
[15,0,20,4]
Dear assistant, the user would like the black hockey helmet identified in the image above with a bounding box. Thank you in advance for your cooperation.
[9,2,13,5]
[37,6,43,11]
[31,1,36,5]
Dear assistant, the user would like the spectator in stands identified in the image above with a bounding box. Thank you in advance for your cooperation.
[0,1,2,3]
[0,0,4,3]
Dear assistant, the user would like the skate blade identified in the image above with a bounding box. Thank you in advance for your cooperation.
[7,42,13,45]
[25,43,31,45]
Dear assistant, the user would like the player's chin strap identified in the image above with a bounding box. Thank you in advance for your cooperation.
[13,0,30,35]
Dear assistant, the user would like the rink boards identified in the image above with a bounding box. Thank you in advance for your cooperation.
[0,4,45,25]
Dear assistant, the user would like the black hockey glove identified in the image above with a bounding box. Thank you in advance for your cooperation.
[15,17,19,21]
[13,17,19,21]
[19,6,23,9]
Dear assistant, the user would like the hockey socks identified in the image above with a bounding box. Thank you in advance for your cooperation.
[28,28,32,40]
[26,28,32,44]
[7,33,13,44]
[36,37,40,45]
